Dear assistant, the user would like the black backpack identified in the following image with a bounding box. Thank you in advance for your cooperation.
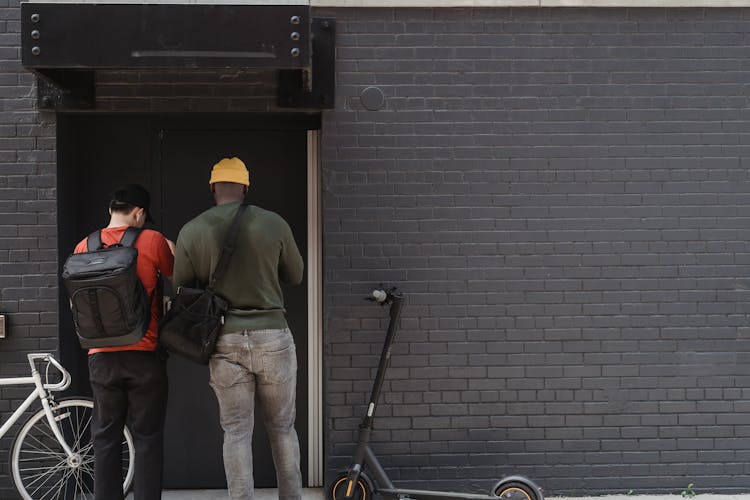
[62,227,151,348]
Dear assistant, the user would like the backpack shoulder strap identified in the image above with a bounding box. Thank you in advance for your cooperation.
[86,231,103,252]
[119,227,143,247]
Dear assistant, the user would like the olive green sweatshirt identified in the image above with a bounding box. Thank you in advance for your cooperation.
[173,202,304,332]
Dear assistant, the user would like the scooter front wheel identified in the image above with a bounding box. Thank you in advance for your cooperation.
[328,471,375,500]
[493,478,543,500]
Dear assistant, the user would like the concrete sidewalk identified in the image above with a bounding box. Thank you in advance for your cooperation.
[129,492,748,500]
[145,489,325,499]
[125,489,322,499]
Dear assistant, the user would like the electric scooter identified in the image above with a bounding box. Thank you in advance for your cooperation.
[328,288,545,500]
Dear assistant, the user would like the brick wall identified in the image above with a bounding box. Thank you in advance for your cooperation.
[3,3,750,497]
[0,0,58,496]
[95,69,279,112]
[320,7,750,495]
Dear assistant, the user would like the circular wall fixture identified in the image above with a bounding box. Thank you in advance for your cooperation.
[360,86,385,111]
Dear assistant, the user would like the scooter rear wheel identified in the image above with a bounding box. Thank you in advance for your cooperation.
[328,471,375,500]
[493,480,541,500]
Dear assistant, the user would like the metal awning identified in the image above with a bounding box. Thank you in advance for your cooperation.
[20,2,334,109]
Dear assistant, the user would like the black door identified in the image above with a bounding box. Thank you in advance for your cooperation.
[156,123,309,488]
[58,114,315,489]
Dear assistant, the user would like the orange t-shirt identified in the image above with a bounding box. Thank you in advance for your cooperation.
[74,226,174,354]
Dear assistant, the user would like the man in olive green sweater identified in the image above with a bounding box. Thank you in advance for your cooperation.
[173,157,304,500]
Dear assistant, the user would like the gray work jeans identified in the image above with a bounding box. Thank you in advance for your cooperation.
[209,328,302,500]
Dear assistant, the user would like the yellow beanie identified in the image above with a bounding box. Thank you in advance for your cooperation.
[209,157,250,186]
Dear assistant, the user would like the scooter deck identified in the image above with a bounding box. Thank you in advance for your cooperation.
[378,487,500,500]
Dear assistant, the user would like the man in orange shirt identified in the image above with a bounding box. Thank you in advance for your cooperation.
[73,184,174,500]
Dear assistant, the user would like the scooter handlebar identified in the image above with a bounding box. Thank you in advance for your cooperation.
[370,288,403,305]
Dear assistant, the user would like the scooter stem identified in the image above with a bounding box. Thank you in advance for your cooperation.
[346,291,404,499]
[351,292,404,457]
[362,293,403,430]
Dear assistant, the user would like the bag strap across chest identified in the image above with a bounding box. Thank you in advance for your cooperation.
[207,203,249,292]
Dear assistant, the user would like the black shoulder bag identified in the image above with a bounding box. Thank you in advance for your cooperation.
[159,203,248,364]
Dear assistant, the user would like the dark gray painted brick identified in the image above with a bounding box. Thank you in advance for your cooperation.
[3,2,750,497]
[321,5,750,496]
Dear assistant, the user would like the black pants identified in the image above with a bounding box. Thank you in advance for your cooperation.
[89,350,168,500]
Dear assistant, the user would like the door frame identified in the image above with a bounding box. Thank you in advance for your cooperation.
[57,113,324,487]
[307,129,323,487]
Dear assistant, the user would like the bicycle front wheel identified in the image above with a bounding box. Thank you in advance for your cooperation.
[10,397,135,500]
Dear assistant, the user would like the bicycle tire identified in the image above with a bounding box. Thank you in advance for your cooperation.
[10,397,135,500]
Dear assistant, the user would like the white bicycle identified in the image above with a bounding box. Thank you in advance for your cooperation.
[1,353,134,499]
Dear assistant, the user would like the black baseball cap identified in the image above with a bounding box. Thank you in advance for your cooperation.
[110,184,154,223]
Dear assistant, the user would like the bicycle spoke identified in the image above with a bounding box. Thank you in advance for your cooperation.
[62,405,92,452]
[80,451,95,467]
[17,444,68,470]
[80,460,95,474]
[76,457,94,479]
[35,468,68,500]
[37,454,86,500]
[24,460,67,499]
[65,407,95,498]
[18,450,68,462]
[59,408,91,452]
[17,461,66,473]
[50,465,78,500]
[24,427,60,452]
[73,466,94,498]
[17,459,67,470]
[69,462,90,498]
[53,467,77,500]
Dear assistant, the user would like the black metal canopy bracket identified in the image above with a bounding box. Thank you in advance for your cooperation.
[278,18,335,109]
[20,3,332,110]
[36,69,95,110]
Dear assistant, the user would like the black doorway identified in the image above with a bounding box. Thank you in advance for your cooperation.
[57,113,319,489]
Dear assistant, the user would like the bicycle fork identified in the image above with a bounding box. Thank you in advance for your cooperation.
[31,365,81,467]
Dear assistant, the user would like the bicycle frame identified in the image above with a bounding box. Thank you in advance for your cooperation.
[0,353,74,458]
